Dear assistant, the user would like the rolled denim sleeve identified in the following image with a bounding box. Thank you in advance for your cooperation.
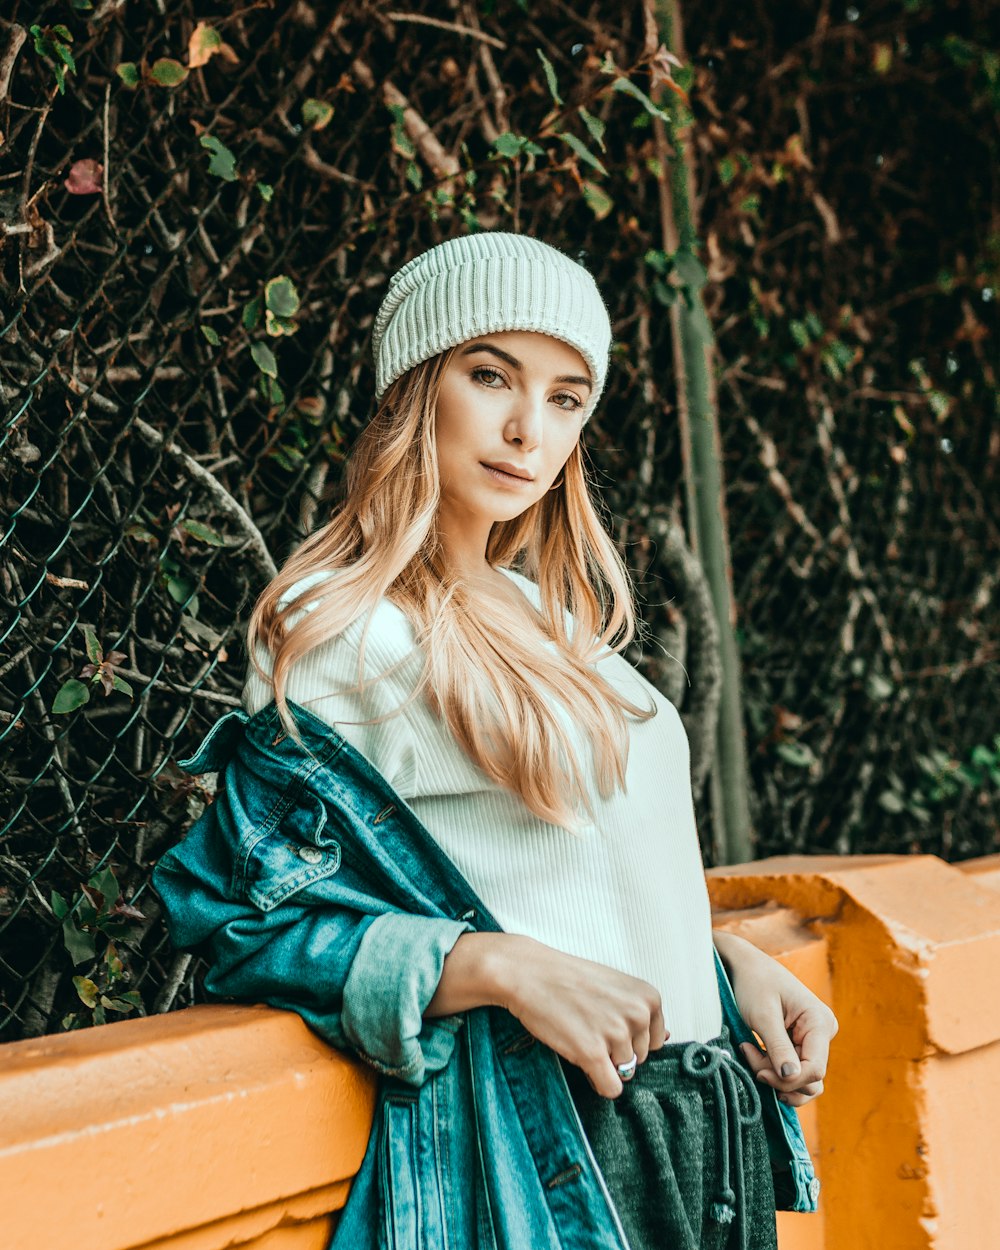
[152,821,474,1087]
[341,911,472,1084]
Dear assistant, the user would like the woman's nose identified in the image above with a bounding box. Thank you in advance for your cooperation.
[506,398,544,448]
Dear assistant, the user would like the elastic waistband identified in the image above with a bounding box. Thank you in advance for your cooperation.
[643,1023,733,1065]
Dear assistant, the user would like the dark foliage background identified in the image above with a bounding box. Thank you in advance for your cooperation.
[1,0,997,1040]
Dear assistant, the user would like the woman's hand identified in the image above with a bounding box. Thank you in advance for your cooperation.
[497,935,669,1099]
[714,931,838,1107]
[426,931,668,1099]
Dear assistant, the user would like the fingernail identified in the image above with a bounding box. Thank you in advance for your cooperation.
[780,1062,799,1078]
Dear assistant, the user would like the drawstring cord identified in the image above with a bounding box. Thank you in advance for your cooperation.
[680,1040,762,1250]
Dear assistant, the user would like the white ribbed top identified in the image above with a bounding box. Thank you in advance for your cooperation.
[242,568,722,1043]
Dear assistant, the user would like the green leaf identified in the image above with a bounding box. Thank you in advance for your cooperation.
[50,890,69,921]
[877,790,907,813]
[652,277,676,307]
[555,131,608,176]
[536,48,563,105]
[610,76,669,122]
[265,310,297,337]
[673,248,707,291]
[89,866,119,911]
[52,25,73,41]
[115,61,140,88]
[103,995,141,1015]
[577,106,606,151]
[492,132,544,159]
[268,441,305,470]
[80,622,102,665]
[387,103,416,158]
[251,341,278,378]
[264,275,300,318]
[261,376,285,407]
[644,248,671,275]
[493,133,519,157]
[865,674,894,702]
[718,156,736,185]
[165,574,197,607]
[52,678,91,714]
[105,944,124,979]
[242,295,262,331]
[200,324,221,346]
[62,916,96,965]
[257,181,273,202]
[582,180,614,220]
[150,58,188,87]
[199,134,238,181]
[302,98,334,130]
[775,741,816,769]
[111,674,133,696]
[73,976,99,1008]
[180,518,226,546]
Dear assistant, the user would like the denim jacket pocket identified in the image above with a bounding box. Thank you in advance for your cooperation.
[236,788,343,911]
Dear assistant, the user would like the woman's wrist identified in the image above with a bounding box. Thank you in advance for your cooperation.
[425,931,535,1018]
[712,929,769,976]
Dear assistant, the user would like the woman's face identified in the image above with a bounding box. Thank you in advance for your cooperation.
[433,330,591,528]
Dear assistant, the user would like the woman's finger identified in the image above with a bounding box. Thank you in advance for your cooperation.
[631,1023,652,1066]
[649,1000,669,1051]
[589,1051,626,1100]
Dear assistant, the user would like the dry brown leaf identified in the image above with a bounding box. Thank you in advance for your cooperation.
[64,159,103,195]
[188,21,239,69]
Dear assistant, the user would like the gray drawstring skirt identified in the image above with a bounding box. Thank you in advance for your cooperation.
[560,1024,779,1250]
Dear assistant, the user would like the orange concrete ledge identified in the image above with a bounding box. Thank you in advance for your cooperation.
[0,1003,376,1250]
[3,853,999,1250]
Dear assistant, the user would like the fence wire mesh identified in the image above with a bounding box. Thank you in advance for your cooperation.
[1,0,997,1041]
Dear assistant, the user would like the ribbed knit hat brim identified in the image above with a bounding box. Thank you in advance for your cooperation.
[372,232,612,423]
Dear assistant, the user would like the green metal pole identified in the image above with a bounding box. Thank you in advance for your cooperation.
[652,0,754,864]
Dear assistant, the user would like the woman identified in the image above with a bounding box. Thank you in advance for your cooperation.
[154,231,837,1250]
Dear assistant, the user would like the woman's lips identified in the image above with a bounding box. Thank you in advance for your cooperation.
[481,462,535,487]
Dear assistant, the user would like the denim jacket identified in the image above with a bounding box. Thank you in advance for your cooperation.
[152,697,817,1250]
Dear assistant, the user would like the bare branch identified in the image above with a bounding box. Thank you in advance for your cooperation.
[0,20,27,104]
[131,417,277,583]
[385,12,507,50]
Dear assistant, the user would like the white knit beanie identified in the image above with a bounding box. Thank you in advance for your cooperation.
[371,232,612,423]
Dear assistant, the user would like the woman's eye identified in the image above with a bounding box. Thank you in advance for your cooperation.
[471,366,505,388]
[550,390,582,410]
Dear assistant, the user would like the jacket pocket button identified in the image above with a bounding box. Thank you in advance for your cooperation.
[297,846,324,865]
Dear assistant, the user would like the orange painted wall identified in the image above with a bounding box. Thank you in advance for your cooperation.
[2,853,998,1250]
[708,854,1000,1250]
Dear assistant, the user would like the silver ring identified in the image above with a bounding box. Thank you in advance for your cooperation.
[616,1052,638,1082]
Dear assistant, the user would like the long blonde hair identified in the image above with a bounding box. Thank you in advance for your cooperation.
[245,347,656,830]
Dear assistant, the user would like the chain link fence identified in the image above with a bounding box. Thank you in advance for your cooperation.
[1,0,997,1041]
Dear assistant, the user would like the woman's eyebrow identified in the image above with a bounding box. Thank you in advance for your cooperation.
[459,341,593,390]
